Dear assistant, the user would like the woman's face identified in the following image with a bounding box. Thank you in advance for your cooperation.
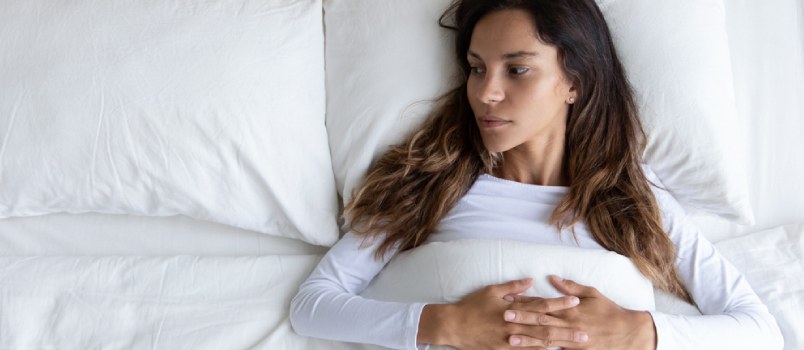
[467,9,575,153]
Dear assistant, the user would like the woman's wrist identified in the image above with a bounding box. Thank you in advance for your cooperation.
[417,303,460,346]
[629,310,657,350]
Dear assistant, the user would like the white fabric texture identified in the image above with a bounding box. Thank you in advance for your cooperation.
[290,170,781,350]
[0,225,795,350]
[714,223,804,350]
[0,213,325,256]
[0,255,323,349]
[597,0,751,223]
[722,0,804,230]
[360,240,654,350]
[689,0,804,242]
[324,0,752,223]
[0,0,340,246]
[361,240,655,311]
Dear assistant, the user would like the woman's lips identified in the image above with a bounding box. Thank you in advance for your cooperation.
[478,116,512,128]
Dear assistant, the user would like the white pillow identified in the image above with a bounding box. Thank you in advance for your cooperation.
[324,0,752,224]
[360,239,655,350]
[362,239,655,309]
[0,0,339,245]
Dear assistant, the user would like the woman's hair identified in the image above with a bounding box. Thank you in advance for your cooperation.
[345,0,692,303]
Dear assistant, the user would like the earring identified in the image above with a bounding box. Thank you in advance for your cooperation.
[568,97,575,104]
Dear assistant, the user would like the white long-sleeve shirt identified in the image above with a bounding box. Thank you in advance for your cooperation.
[290,169,783,349]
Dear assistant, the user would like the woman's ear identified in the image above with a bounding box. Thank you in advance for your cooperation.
[567,85,577,104]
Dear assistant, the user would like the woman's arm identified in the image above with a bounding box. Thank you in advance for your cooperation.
[645,189,784,349]
[290,232,426,349]
[290,232,583,350]
[502,184,784,349]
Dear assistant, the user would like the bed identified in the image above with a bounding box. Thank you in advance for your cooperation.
[0,0,802,349]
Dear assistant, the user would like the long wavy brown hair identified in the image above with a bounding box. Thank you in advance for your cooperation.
[344,0,692,303]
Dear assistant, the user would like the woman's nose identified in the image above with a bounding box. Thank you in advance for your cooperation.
[477,74,504,104]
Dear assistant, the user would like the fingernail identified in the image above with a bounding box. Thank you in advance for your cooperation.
[504,311,516,321]
[569,296,580,306]
[503,295,514,302]
[577,333,589,342]
[510,337,521,346]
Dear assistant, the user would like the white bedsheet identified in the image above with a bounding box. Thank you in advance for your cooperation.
[0,213,326,256]
[714,223,804,350]
[0,255,323,349]
[1,224,799,349]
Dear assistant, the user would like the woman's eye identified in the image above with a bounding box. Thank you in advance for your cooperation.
[469,66,485,74]
[509,67,529,75]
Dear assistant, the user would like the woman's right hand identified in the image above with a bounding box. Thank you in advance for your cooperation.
[418,278,582,349]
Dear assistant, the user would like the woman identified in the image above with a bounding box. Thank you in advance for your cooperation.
[290,0,783,349]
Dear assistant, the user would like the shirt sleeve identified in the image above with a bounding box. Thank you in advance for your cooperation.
[289,231,428,350]
[648,185,784,350]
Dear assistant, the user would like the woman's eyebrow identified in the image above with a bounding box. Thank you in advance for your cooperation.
[502,51,538,59]
[467,49,538,59]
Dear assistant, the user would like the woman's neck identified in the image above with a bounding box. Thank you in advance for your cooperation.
[493,139,567,186]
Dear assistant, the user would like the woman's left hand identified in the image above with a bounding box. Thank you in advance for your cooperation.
[503,275,656,350]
